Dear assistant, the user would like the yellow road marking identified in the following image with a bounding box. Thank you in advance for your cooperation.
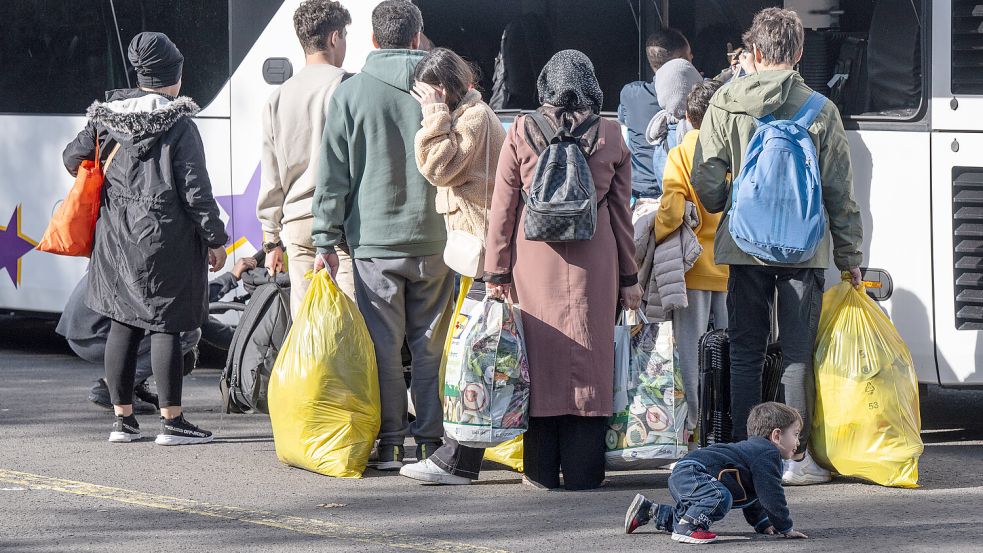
[0,469,508,553]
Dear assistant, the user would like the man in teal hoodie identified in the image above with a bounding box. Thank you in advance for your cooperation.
[312,0,452,471]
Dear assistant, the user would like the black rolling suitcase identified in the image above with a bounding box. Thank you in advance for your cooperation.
[698,329,784,447]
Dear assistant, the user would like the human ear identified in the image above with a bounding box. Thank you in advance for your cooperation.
[410,32,421,50]
[770,428,783,444]
[371,33,380,49]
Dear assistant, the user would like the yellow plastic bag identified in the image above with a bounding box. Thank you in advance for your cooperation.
[812,279,923,487]
[268,271,380,478]
[484,436,524,472]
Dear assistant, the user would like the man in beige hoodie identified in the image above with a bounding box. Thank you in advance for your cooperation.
[257,0,354,315]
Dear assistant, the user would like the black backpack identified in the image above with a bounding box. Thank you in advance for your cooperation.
[220,282,291,414]
[522,112,599,242]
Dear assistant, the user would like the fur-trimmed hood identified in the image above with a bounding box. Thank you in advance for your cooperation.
[87,88,199,154]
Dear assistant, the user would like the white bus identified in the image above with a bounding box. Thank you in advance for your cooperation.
[0,0,980,388]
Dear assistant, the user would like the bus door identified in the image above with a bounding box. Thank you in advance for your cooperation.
[930,1,983,386]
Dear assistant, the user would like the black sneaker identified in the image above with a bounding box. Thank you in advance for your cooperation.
[375,444,404,471]
[133,379,160,409]
[415,441,442,462]
[89,378,157,414]
[155,414,213,446]
[109,414,143,443]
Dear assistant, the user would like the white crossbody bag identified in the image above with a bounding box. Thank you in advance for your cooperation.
[442,121,491,278]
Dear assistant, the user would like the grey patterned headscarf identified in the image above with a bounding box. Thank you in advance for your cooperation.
[536,50,603,113]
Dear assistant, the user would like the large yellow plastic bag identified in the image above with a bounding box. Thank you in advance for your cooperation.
[484,436,524,472]
[268,271,380,478]
[606,311,687,470]
[812,279,923,487]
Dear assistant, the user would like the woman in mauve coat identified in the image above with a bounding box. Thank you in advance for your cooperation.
[484,50,642,490]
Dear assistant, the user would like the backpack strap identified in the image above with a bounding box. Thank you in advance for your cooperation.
[792,91,827,128]
[755,113,776,126]
[527,112,557,143]
[570,114,600,138]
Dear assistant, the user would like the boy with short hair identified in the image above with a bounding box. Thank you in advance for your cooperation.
[624,402,809,543]
[313,0,454,470]
[618,28,691,199]
[691,7,863,485]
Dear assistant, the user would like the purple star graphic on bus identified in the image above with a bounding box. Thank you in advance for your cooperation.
[215,163,263,252]
[0,205,37,288]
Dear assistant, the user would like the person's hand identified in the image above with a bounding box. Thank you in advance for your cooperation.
[313,252,340,279]
[761,526,777,535]
[266,246,285,274]
[208,247,227,273]
[739,49,758,75]
[783,530,809,539]
[849,266,863,289]
[232,256,257,280]
[620,284,643,310]
[411,81,446,107]
[486,283,511,301]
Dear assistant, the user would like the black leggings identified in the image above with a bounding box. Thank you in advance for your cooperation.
[105,320,182,408]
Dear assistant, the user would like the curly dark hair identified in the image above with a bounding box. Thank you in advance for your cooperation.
[372,0,423,50]
[293,0,351,55]
[686,79,723,129]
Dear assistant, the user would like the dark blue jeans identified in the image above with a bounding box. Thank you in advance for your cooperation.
[658,461,733,531]
[727,266,824,452]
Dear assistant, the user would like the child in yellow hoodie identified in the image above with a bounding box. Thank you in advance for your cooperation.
[653,79,728,440]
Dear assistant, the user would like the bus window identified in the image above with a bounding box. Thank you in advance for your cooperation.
[0,0,230,115]
[0,0,131,114]
[414,0,660,113]
[670,0,925,122]
[109,1,230,111]
[951,0,983,95]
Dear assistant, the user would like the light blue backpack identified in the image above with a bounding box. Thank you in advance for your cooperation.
[728,91,828,264]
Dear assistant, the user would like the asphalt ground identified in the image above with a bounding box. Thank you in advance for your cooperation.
[1,317,982,552]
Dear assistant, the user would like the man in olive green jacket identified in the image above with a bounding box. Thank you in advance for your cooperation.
[691,8,863,486]
[312,1,452,471]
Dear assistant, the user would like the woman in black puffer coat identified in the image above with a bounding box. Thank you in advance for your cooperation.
[62,32,228,446]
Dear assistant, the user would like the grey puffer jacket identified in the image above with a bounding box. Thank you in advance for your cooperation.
[62,88,228,332]
[635,202,702,322]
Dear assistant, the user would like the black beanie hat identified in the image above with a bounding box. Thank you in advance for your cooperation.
[127,32,184,89]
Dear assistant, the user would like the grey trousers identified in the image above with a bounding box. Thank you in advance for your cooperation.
[672,289,728,432]
[69,329,201,387]
[353,255,454,446]
[727,266,823,452]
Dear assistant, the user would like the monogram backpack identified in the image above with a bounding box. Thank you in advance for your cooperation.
[522,112,599,242]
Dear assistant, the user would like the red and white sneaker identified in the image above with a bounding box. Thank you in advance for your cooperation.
[671,523,718,544]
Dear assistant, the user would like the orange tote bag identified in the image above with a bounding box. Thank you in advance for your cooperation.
[37,140,120,257]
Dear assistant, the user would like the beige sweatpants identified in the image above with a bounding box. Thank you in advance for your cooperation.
[281,219,355,317]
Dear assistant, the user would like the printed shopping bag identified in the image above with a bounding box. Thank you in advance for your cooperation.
[268,271,380,478]
[443,295,530,448]
[812,278,923,487]
[606,311,687,470]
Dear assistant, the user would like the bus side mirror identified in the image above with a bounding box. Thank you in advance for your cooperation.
[262,58,293,85]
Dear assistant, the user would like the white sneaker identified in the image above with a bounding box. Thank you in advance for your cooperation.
[782,451,831,485]
[399,459,472,485]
